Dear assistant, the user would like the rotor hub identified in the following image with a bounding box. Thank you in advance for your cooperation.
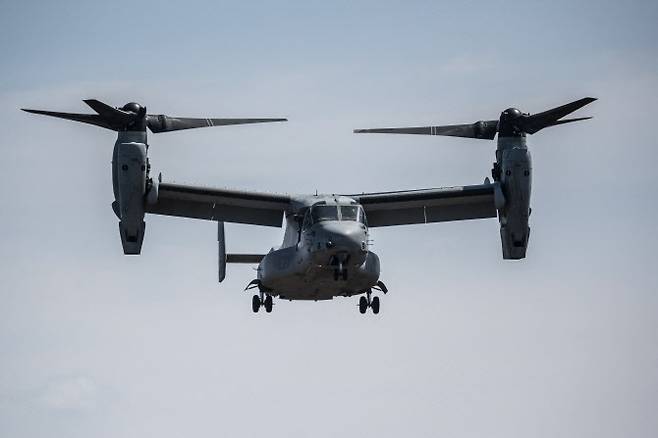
[122,102,143,114]
[498,108,527,137]
[502,108,522,118]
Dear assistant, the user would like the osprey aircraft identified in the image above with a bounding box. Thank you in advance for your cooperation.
[23,97,596,314]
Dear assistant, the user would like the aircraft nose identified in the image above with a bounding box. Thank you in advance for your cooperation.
[315,222,366,254]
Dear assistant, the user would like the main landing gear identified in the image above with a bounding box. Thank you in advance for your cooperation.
[252,291,273,313]
[359,290,380,315]
[358,281,388,315]
[245,280,273,314]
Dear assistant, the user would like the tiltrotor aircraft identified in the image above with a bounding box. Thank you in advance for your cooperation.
[23,97,595,314]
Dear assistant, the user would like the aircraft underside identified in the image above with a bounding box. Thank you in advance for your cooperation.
[247,249,385,313]
[262,249,379,298]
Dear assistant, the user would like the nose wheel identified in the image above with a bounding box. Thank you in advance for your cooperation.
[252,292,274,313]
[358,291,380,314]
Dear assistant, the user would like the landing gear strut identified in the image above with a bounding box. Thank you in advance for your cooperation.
[334,268,348,281]
[333,260,348,281]
[252,291,274,313]
[358,290,381,315]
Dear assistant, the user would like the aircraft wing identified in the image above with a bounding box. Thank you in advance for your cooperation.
[350,183,498,227]
[146,182,290,227]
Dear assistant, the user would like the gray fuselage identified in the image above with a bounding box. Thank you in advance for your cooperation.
[257,195,380,301]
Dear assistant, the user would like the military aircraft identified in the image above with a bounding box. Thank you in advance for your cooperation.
[23,97,595,314]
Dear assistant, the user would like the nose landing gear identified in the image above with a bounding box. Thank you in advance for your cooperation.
[358,290,381,315]
[333,265,348,281]
[331,257,349,281]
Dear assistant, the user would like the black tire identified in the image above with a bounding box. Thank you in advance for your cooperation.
[359,296,368,314]
[371,296,380,314]
[264,295,273,313]
[252,295,261,313]
[342,269,348,281]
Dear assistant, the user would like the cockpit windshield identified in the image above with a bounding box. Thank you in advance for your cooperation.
[340,205,359,221]
[345,205,367,225]
[305,204,368,228]
[310,205,339,223]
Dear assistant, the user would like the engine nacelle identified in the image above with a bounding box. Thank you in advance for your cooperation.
[112,132,148,255]
[495,138,532,260]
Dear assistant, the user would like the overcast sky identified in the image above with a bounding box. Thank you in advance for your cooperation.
[1,1,657,437]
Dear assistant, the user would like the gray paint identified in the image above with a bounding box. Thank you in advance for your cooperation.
[355,97,596,259]
[21,98,593,312]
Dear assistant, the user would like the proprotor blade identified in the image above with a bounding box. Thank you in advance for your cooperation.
[83,99,130,117]
[21,108,115,130]
[354,120,498,140]
[146,115,288,133]
[539,116,593,129]
[23,99,144,131]
[82,99,136,128]
[521,97,597,134]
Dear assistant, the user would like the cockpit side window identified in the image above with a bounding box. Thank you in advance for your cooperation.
[311,205,339,223]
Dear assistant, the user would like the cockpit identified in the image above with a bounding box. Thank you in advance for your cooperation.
[303,204,367,228]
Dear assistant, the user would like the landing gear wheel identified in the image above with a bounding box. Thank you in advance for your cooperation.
[333,270,339,281]
[359,296,368,314]
[342,269,348,281]
[371,296,380,314]
[252,295,261,313]
[264,295,273,313]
